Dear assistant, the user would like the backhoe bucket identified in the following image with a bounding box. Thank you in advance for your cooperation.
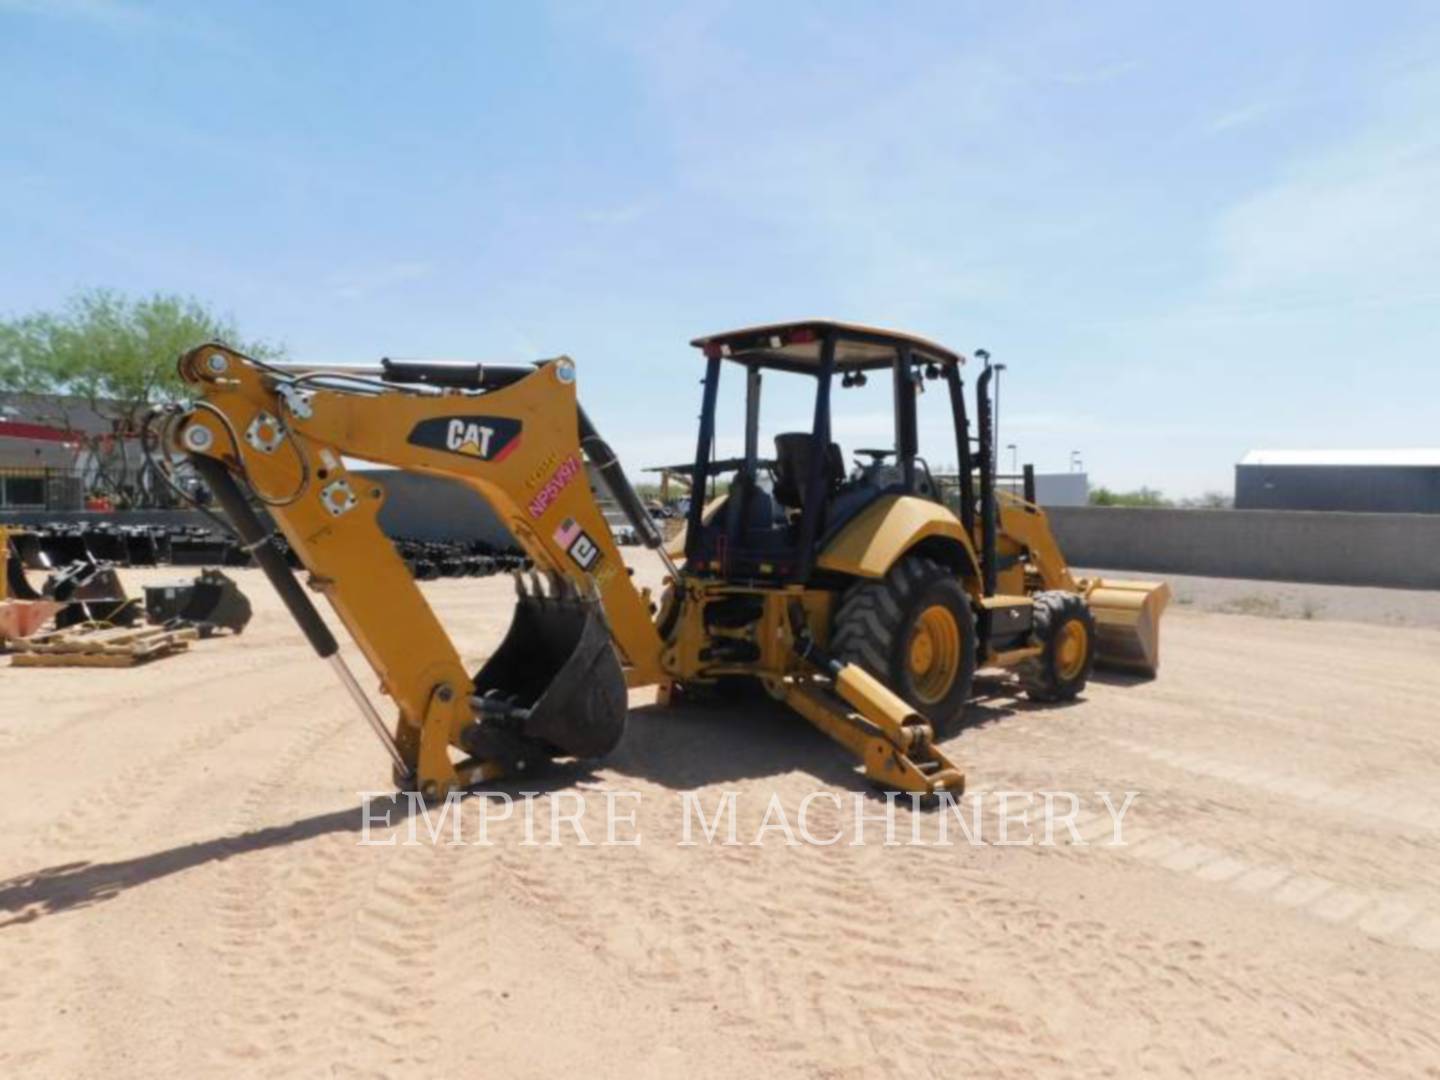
[3,532,60,640]
[144,569,253,634]
[7,544,44,601]
[178,569,253,633]
[471,573,627,760]
[10,531,50,571]
[1084,578,1171,676]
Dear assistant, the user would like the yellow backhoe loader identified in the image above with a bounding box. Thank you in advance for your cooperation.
[160,321,1168,799]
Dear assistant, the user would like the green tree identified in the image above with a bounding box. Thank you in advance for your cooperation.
[1088,485,1173,508]
[0,290,282,504]
[1178,490,1233,509]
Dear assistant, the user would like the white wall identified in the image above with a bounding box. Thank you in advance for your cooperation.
[997,471,1088,507]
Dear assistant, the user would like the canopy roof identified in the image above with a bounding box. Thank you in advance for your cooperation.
[690,320,963,373]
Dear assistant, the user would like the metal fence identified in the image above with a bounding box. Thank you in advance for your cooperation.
[0,466,84,511]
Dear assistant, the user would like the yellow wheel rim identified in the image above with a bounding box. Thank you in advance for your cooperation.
[1055,619,1089,681]
[907,605,961,704]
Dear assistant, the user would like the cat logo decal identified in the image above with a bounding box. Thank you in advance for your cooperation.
[408,416,523,462]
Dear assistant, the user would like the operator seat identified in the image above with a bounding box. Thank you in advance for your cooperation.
[773,433,844,511]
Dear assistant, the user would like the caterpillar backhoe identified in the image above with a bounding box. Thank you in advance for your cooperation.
[162,321,1169,799]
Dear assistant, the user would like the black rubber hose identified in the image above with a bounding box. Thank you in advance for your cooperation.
[578,406,664,549]
[190,455,339,659]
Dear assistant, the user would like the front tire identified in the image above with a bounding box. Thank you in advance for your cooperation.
[1020,591,1097,702]
[830,556,977,738]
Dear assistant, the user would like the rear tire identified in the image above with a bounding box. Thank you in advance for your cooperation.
[831,555,977,739]
[1020,591,1097,702]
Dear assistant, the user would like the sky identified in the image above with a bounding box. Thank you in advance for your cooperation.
[2,0,1437,496]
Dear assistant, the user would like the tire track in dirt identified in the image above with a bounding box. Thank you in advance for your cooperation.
[327,817,458,1078]
[0,696,325,1078]
[993,711,1440,954]
[205,708,359,1072]
[491,780,1084,1075]
[1099,732,1440,833]
[1068,810,1440,954]
[902,808,1440,1075]
[0,643,311,755]
[40,705,277,856]
[835,719,1440,1072]
[995,713,1440,893]
[763,795,1067,1075]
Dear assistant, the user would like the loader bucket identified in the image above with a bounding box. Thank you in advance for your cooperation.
[1085,578,1172,676]
[471,574,627,760]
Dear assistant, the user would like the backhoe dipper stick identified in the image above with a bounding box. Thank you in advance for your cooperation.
[190,456,410,778]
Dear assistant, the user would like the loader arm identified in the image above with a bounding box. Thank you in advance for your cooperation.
[995,491,1080,592]
[172,344,665,797]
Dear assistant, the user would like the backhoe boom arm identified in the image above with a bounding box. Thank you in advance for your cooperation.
[173,344,664,796]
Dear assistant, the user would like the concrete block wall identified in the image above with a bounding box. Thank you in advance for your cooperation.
[9,489,1438,591]
[1045,506,1440,590]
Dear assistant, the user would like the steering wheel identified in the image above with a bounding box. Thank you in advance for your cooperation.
[853,448,895,464]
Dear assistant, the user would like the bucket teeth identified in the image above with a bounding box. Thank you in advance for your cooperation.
[511,569,585,603]
[545,570,566,600]
[471,565,628,761]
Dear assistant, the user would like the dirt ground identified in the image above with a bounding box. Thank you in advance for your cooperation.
[3,555,1440,1078]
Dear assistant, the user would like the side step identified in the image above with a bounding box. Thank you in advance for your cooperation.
[782,678,965,796]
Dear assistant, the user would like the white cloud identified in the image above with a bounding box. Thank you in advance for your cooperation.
[0,0,152,29]
[1208,65,1440,306]
[1204,98,1280,134]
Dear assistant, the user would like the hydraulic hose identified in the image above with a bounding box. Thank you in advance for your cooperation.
[190,456,337,658]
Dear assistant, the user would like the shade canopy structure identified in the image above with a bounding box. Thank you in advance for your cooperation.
[690,320,963,374]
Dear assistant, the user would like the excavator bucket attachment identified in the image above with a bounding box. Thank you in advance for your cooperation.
[144,569,253,634]
[6,543,44,601]
[2,530,60,642]
[178,569,253,634]
[43,560,142,629]
[1085,578,1172,676]
[10,531,50,572]
[470,573,627,760]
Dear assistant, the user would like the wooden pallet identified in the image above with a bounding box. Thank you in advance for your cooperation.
[9,624,199,668]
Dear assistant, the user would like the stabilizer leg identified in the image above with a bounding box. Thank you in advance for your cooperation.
[781,677,965,795]
[781,604,965,794]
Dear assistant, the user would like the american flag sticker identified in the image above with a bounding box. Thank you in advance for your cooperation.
[553,517,583,548]
[553,516,602,572]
